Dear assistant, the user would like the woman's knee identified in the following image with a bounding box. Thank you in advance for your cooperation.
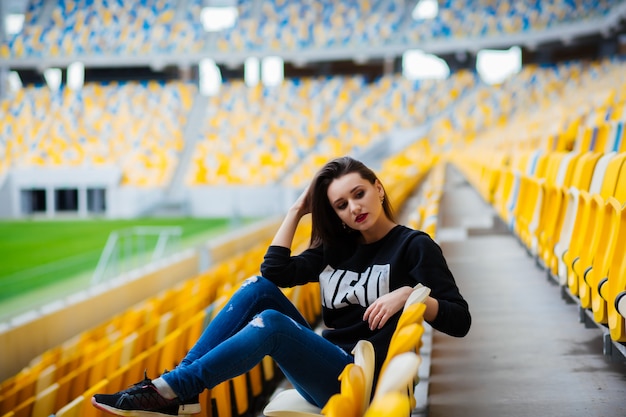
[239,275,279,293]
[251,309,303,332]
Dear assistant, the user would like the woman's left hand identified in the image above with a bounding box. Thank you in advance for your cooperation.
[363,286,413,330]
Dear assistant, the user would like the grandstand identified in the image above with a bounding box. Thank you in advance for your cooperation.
[1,0,626,416]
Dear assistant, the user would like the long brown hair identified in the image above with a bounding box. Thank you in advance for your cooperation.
[308,156,395,248]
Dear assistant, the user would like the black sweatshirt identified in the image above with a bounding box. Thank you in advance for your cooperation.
[260,224,471,373]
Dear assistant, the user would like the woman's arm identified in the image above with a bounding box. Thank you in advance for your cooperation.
[271,186,310,249]
[261,186,325,287]
[363,286,440,330]
[409,234,471,337]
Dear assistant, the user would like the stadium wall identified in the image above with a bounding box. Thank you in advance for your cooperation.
[187,185,293,218]
[1,168,299,219]
[6,166,123,218]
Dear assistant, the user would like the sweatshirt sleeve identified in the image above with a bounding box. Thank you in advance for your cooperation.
[260,245,326,287]
[408,234,471,337]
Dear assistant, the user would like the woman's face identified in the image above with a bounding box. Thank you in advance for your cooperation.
[326,172,385,233]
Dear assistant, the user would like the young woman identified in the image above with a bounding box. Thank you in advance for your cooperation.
[92,156,471,417]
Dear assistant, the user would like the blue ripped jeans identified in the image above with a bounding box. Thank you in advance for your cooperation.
[161,276,353,408]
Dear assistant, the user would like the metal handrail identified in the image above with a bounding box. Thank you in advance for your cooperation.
[91,226,182,285]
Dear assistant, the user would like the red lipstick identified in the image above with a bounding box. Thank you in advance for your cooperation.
[355,213,368,223]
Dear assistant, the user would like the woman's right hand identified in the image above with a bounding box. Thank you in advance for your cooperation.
[290,184,311,219]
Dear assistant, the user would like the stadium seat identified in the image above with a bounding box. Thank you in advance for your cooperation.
[563,153,626,293]
[510,150,548,239]
[371,352,421,404]
[321,363,368,417]
[534,152,582,269]
[578,153,626,310]
[602,201,626,340]
[0,373,37,417]
[80,379,109,417]
[527,152,573,256]
[554,152,615,285]
[577,197,622,320]
[31,382,58,417]
[375,286,429,411]
[263,339,375,417]
[362,392,411,417]
[8,395,34,417]
[54,395,84,417]
[360,352,422,417]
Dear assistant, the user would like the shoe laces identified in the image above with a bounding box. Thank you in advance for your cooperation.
[119,370,152,394]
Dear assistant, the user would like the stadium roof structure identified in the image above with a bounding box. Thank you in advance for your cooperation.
[3,0,25,14]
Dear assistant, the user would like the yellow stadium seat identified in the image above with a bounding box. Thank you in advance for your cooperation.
[532,151,577,246]
[563,153,626,292]
[614,161,626,203]
[371,352,421,404]
[377,324,424,385]
[537,152,593,272]
[157,328,185,374]
[31,382,59,417]
[80,379,109,417]
[263,340,375,417]
[55,395,84,417]
[515,179,541,248]
[579,197,621,317]
[34,364,56,396]
[363,392,411,417]
[601,201,626,340]
[321,364,366,417]
[554,152,615,284]
[209,380,234,417]
[518,151,567,253]
[565,192,603,295]
[0,373,36,416]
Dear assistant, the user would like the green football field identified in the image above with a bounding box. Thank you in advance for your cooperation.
[0,217,242,318]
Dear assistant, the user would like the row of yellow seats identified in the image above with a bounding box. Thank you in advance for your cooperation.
[452,113,625,219]
[220,0,401,52]
[407,160,446,240]
[1,81,194,186]
[4,0,614,58]
[453,148,626,344]
[0,225,319,417]
[190,77,365,186]
[0,261,229,415]
[430,59,625,153]
[379,141,435,210]
[285,72,476,189]
[191,72,462,187]
[1,0,206,58]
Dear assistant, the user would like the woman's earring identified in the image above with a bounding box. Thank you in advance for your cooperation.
[342,222,347,229]
[380,196,385,205]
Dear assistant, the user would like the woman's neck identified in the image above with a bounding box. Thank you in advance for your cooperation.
[359,219,397,244]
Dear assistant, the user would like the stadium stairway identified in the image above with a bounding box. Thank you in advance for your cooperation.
[426,163,626,417]
[146,91,208,217]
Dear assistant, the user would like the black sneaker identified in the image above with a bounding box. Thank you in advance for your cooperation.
[91,372,201,416]
[161,369,200,415]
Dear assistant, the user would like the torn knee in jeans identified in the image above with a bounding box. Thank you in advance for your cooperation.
[241,276,259,288]
[250,315,265,328]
